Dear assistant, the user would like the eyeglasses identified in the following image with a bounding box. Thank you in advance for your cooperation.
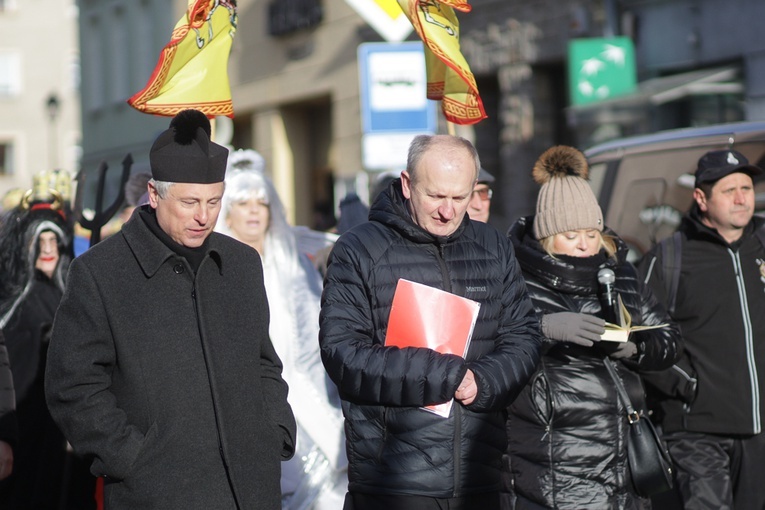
[471,188,493,201]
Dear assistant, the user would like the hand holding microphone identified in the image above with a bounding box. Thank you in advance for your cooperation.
[597,268,639,358]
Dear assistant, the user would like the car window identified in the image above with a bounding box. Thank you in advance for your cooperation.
[592,137,765,257]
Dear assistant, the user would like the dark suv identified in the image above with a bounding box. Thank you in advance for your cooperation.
[585,121,765,259]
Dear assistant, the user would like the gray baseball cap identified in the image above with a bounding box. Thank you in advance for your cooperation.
[478,167,495,184]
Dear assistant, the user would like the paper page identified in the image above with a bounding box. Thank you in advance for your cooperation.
[601,325,630,342]
[601,294,670,342]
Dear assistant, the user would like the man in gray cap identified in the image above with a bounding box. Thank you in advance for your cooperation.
[639,149,765,509]
[45,110,296,510]
[467,167,494,223]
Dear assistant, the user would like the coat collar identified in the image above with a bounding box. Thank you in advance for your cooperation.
[121,205,223,277]
[508,215,623,295]
[682,204,763,249]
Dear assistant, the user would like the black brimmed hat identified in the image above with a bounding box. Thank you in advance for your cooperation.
[150,110,228,184]
[694,149,763,188]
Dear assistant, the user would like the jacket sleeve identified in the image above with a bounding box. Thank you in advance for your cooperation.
[0,330,17,446]
[248,252,297,460]
[628,262,683,371]
[319,237,467,408]
[464,246,543,412]
[45,258,146,480]
[258,303,297,460]
[635,246,697,402]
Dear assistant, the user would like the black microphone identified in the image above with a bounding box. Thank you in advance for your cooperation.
[597,268,619,325]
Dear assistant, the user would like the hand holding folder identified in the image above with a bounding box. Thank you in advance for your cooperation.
[385,279,481,417]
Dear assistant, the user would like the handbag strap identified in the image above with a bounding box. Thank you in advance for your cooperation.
[604,357,641,423]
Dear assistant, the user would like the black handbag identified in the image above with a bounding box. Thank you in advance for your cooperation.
[604,357,674,497]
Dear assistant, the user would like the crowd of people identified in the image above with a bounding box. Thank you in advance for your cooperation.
[0,108,763,510]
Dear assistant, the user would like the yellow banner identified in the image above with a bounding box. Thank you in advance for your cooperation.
[128,0,237,118]
[397,0,486,125]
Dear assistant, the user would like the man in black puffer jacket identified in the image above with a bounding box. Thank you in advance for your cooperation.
[319,134,543,510]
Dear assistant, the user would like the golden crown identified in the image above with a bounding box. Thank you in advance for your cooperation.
[19,169,72,213]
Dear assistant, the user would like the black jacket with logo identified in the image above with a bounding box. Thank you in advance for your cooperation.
[319,180,543,498]
[638,209,765,435]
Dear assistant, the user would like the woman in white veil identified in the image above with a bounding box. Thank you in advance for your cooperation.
[216,149,346,510]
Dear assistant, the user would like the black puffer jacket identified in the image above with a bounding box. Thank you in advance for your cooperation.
[504,217,681,509]
[319,181,543,498]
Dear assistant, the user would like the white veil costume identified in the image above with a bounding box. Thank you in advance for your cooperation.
[216,150,346,510]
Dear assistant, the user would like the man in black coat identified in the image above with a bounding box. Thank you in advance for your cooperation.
[45,110,296,510]
[319,134,543,510]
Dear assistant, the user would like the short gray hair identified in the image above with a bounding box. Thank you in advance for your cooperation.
[149,179,172,199]
[406,134,480,184]
[149,179,225,200]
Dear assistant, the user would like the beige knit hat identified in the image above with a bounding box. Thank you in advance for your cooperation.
[532,145,603,240]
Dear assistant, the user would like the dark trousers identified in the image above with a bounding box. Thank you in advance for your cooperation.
[344,491,500,510]
[665,429,765,510]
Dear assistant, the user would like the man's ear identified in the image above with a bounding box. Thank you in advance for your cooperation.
[401,170,412,200]
[693,187,708,212]
[147,182,160,209]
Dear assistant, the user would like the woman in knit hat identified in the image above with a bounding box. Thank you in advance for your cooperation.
[502,146,682,509]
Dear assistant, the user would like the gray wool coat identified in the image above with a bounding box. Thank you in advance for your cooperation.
[45,208,296,510]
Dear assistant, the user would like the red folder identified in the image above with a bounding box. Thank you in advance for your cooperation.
[385,279,481,417]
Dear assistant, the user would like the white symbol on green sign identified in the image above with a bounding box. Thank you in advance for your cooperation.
[568,37,636,106]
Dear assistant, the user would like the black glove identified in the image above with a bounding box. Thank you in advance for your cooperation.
[541,312,605,347]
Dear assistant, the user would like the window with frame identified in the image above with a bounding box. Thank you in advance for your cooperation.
[83,14,105,111]
[0,141,14,176]
[0,52,21,96]
[0,0,18,12]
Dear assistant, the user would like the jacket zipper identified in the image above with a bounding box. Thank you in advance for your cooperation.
[436,242,452,292]
[435,242,461,496]
[729,248,761,433]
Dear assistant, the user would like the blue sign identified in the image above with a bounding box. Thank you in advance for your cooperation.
[358,42,437,134]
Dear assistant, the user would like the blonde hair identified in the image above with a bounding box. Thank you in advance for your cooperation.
[539,230,617,259]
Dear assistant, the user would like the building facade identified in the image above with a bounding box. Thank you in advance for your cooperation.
[457,0,765,226]
[0,0,81,205]
[74,0,181,214]
[73,0,765,230]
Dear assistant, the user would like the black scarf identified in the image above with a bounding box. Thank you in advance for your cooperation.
[139,208,210,273]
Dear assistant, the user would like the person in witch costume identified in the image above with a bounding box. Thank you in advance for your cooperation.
[45,110,296,510]
[0,176,83,508]
[0,330,14,483]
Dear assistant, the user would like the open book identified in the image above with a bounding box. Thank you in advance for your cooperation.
[385,279,481,417]
[601,294,668,342]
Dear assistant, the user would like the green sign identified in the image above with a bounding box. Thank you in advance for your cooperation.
[568,37,636,106]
